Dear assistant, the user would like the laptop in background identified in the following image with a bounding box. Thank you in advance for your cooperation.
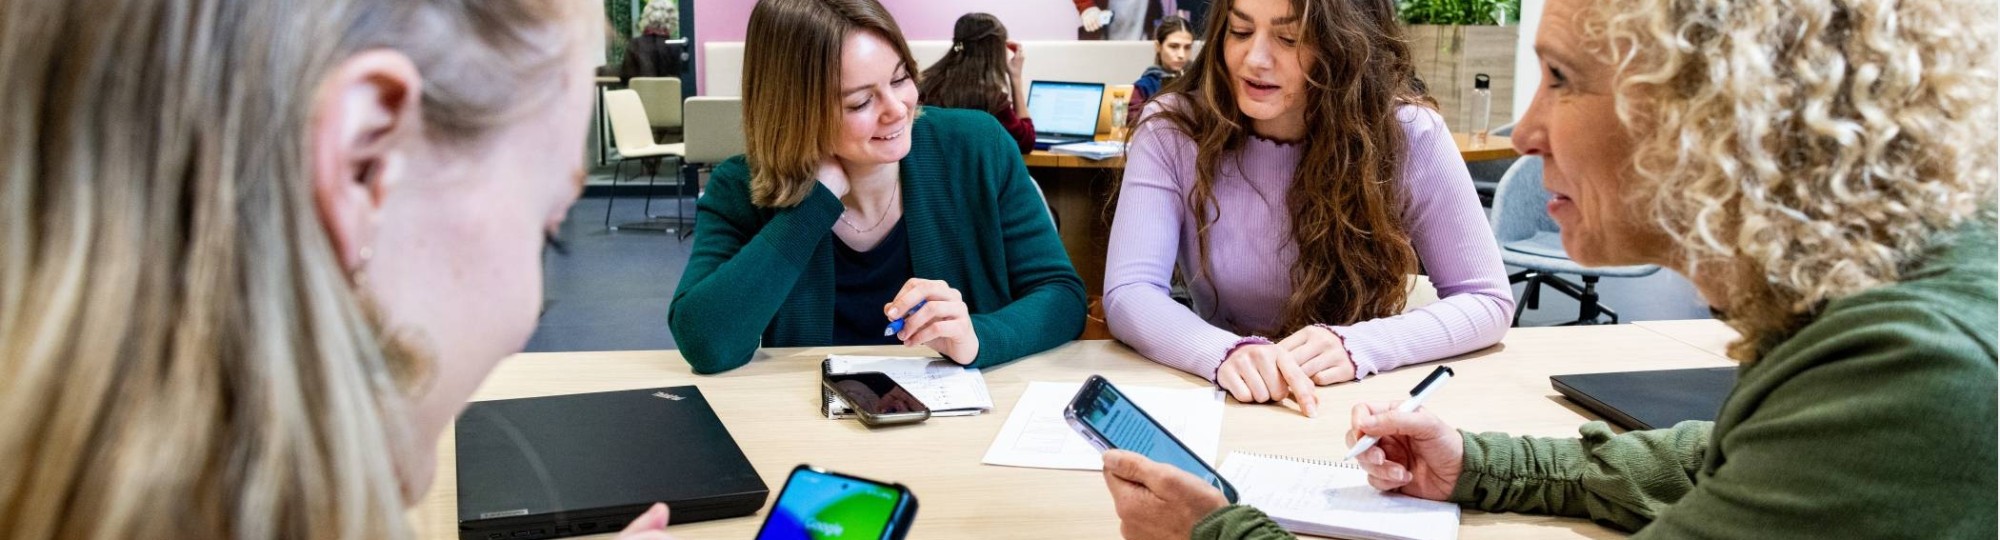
[456,386,768,540]
[1027,81,1106,150]
[1551,367,1737,431]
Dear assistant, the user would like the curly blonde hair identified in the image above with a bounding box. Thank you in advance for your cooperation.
[641,0,679,37]
[1592,0,1997,361]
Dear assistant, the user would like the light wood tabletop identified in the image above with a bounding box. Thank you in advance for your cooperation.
[1022,134,1520,169]
[413,321,1739,539]
[1633,319,1740,361]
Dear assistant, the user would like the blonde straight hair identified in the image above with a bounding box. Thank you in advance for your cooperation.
[0,1,571,538]
[741,0,918,208]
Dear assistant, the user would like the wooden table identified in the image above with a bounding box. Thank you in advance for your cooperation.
[413,321,1740,539]
[1634,319,1739,361]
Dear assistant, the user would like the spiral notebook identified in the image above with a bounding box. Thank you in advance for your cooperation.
[1219,452,1460,540]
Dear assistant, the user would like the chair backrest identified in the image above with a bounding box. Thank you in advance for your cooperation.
[628,77,683,129]
[602,89,658,156]
[1490,156,1560,244]
[683,96,745,165]
[1025,176,1057,231]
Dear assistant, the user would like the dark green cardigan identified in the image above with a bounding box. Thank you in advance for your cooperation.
[1196,224,1999,539]
[668,107,1086,373]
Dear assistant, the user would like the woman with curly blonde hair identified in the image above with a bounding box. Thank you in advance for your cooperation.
[1096,0,1996,537]
[620,0,685,83]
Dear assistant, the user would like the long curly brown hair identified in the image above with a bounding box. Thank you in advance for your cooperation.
[917,13,1012,116]
[1140,0,1428,336]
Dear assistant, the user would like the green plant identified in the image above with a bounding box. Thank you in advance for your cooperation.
[606,0,633,67]
[1396,0,1522,25]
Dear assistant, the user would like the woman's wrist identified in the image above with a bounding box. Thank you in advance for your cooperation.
[1214,336,1273,382]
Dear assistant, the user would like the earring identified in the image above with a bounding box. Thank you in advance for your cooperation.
[357,246,375,267]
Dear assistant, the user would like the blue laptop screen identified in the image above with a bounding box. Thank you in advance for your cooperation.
[1027,81,1104,137]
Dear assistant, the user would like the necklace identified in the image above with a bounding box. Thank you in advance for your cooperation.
[838,186,901,234]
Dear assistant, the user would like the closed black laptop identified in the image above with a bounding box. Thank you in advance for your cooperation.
[1551,367,1737,431]
[456,386,768,540]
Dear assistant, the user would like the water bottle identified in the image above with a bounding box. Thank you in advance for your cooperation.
[1470,73,1492,146]
[1109,89,1130,141]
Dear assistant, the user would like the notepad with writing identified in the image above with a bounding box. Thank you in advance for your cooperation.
[1220,452,1460,540]
[821,355,993,419]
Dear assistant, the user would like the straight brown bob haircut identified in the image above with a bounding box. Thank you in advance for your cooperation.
[742,0,918,208]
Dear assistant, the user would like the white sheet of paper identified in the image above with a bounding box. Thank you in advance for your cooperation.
[980,381,1224,471]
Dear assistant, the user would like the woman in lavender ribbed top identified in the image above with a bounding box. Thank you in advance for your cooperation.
[1104,96,1515,401]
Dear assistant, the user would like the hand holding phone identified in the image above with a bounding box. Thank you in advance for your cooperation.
[756,465,918,540]
[1063,375,1238,503]
[824,371,930,426]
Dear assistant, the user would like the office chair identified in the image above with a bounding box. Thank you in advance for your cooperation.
[1491,156,1660,325]
[602,89,686,232]
[1465,122,1516,208]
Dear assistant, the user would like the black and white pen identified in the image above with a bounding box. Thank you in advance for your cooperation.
[1344,366,1454,461]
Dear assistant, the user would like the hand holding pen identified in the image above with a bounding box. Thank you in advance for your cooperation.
[1343,366,1464,502]
[883,278,981,365]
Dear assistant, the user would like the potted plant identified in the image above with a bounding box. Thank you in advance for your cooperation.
[1398,0,1521,131]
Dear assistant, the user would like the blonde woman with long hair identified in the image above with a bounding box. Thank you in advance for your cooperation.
[0,1,675,538]
[1098,0,1997,537]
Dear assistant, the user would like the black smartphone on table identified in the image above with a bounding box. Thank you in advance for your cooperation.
[755,465,919,540]
[823,371,930,426]
[1064,375,1239,503]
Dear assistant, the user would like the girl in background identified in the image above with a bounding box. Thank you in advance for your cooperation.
[917,13,1036,153]
[1128,15,1195,122]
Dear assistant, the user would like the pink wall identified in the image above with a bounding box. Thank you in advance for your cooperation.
[692,0,1080,92]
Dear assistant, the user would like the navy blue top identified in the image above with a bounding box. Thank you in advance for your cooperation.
[831,220,913,345]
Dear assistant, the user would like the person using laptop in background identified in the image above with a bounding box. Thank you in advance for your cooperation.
[1127,15,1194,122]
[917,13,1036,154]
[1099,0,1997,537]
[669,0,1086,374]
[0,1,680,539]
[1103,0,1512,414]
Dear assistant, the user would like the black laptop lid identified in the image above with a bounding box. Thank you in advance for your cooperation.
[1551,367,1737,430]
[455,386,767,523]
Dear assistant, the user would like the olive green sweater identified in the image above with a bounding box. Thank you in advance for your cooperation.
[1196,224,1998,539]
[668,107,1086,373]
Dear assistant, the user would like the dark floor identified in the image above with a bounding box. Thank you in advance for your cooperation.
[529,189,1713,353]
[527,191,697,353]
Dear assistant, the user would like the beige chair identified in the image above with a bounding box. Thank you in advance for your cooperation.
[676,96,745,239]
[627,77,683,139]
[602,89,686,232]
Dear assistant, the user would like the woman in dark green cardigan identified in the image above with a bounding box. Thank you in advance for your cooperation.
[1099,0,1997,538]
[668,0,1084,374]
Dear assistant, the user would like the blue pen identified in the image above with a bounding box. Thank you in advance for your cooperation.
[882,300,929,337]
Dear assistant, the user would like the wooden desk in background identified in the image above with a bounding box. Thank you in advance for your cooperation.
[1026,134,1520,297]
[413,321,1741,539]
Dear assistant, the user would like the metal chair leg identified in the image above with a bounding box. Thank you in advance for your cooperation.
[677,161,700,240]
[603,158,627,230]
[1576,275,1604,325]
[642,158,659,218]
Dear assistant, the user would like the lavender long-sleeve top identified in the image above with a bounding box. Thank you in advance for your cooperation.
[1104,99,1514,381]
